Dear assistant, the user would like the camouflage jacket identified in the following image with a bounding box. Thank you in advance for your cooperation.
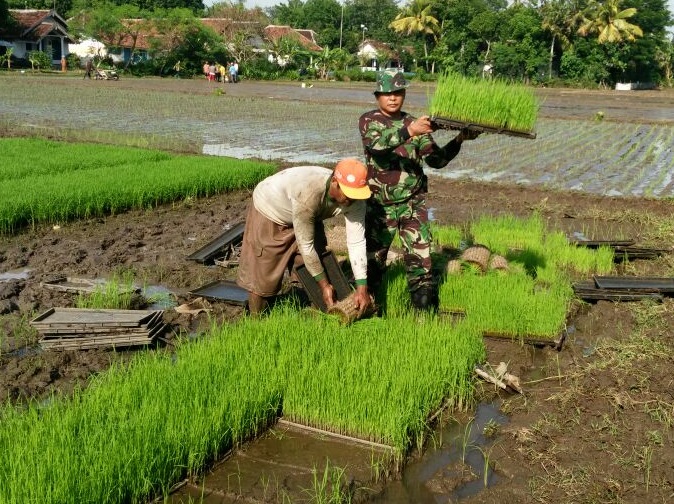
[359,109,462,205]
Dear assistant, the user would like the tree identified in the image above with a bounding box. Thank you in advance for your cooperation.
[620,0,672,82]
[148,8,228,76]
[578,0,643,43]
[389,0,440,71]
[540,0,574,79]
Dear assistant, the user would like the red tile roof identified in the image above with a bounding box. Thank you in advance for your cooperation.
[6,9,73,42]
[264,25,321,52]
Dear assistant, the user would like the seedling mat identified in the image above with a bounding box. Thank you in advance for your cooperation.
[430,116,536,139]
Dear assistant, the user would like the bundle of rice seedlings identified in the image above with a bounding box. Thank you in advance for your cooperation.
[429,72,539,135]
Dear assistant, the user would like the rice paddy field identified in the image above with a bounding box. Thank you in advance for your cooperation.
[1,73,674,504]
[1,74,674,197]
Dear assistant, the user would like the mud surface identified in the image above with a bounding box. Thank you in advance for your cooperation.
[1,79,674,502]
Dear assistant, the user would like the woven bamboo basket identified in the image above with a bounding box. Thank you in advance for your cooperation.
[328,292,375,325]
[460,245,491,272]
[446,259,463,274]
[489,254,509,271]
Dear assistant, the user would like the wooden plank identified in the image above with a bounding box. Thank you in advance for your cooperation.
[30,308,159,330]
[188,280,249,306]
[294,251,351,312]
[187,221,245,264]
[573,283,663,302]
[593,276,674,292]
[430,115,537,139]
[277,419,394,453]
[568,238,636,248]
[40,335,155,350]
[40,277,139,295]
[483,330,565,349]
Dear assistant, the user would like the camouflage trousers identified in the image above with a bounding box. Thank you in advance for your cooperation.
[365,192,434,294]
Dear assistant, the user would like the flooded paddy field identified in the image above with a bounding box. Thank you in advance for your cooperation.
[1,74,674,503]
[1,75,673,197]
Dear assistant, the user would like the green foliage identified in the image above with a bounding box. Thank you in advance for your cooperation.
[27,51,52,71]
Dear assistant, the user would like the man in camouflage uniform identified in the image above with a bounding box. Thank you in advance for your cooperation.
[359,70,479,311]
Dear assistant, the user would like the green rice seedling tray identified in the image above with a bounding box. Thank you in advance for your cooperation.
[430,116,537,139]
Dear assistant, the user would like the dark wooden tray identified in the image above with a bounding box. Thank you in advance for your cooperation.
[430,116,537,139]
[294,251,351,312]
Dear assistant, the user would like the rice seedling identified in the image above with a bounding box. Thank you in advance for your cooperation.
[75,272,137,310]
[0,138,276,234]
[0,208,619,502]
[429,72,539,134]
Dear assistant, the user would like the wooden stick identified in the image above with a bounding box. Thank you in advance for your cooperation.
[475,367,507,390]
[277,419,394,452]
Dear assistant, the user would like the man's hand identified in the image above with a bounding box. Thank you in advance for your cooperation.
[352,285,372,316]
[408,115,435,137]
[317,278,336,309]
[456,128,481,143]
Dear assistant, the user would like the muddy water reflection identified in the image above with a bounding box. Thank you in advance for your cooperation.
[169,422,388,503]
[372,403,507,503]
[169,403,508,503]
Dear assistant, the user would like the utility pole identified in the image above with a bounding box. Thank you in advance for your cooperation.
[339,4,344,49]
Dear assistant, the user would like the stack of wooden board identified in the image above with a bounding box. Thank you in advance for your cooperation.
[30,308,165,350]
[572,276,674,302]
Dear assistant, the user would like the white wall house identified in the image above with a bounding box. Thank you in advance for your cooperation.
[4,9,74,65]
[357,39,404,73]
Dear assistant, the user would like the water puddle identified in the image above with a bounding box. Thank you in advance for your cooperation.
[143,285,178,310]
[372,402,507,503]
[4,344,42,359]
[202,143,337,164]
[0,268,31,282]
[168,401,508,503]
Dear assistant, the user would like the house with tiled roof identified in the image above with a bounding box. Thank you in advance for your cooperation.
[2,9,74,65]
[357,39,404,72]
[263,25,321,52]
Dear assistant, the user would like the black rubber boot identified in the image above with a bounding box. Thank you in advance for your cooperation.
[411,286,439,312]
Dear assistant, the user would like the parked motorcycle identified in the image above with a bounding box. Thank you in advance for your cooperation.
[94,68,119,81]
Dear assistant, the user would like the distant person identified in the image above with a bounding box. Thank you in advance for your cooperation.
[233,61,239,82]
[202,61,209,80]
[359,70,480,311]
[236,160,373,316]
[83,58,93,79]
[229,62,237,83]
[208,63,216,82]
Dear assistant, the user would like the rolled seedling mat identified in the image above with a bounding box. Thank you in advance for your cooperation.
[446,259,463,275]
[327,292,375,325]
[461,246,491,272]
[489,254,509,271]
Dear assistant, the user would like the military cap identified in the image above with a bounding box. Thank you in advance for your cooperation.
[374,69,410,95]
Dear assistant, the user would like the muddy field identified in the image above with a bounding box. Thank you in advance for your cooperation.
[1,77,674,503]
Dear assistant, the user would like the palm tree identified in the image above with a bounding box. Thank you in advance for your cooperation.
[389,0,440,72]
[540,0,573,79]
[577,0,643,44]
